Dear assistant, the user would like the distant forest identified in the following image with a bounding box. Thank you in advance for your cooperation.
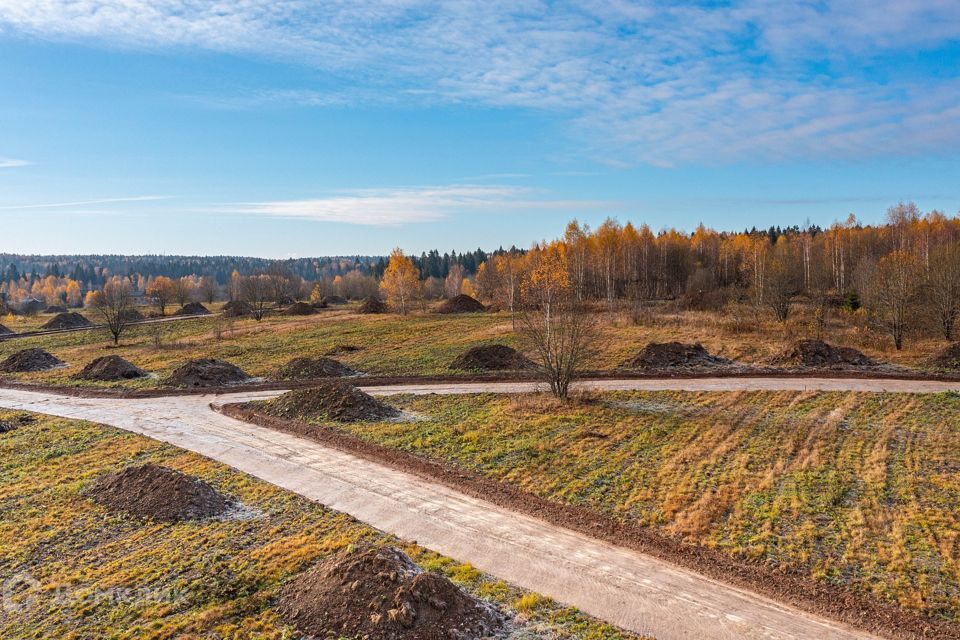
[0,248,510,290]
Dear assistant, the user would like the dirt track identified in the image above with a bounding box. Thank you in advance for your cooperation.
[0,383,891,640]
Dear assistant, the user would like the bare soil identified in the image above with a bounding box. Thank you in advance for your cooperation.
[436,295,485,314]
[322,295,348,305]
[263,381,399,422]
[326,344,362,356]
[0,420,15,434]
[358,296,388,314]
[624,342,732,369]
[0,324,13,336]
[173,302,212,316]
[74,355,148,381]
[44,305,67,314]
[451,345,533,371]
[278,544,506,640]
[41,312,92,330]
[0,348,65,373]
[222,300,253,317]
[164,358,251,388]
[119,308,145,323]
[929,343,960,370]
[223,403,960,640]
[89,463,230,522]
[275,356,357,380]
[282,301,316,316]
[771,339,876,368]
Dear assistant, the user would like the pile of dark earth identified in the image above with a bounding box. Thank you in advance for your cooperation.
[322,295,348,305]
[277,545,507,640]
[358,296,388,314]
[0,348,65,373]
[770,339,876,368]
[173,302,212,316]
[624,342,732,369]
[0,324,14,337]
[164,358,251,388]
[41,312,92,330]
[326,344,361,356]
[74,355,148,381]
[451,344,533,371]
[283,301,316,316]
[222,300,253,317]
[275,357,357,380]
[928,342,960,370]
[263,381,399,422]
[89,464,230,522]
[436,294,486,314]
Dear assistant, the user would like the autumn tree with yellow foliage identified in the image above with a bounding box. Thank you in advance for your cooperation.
[380,248,421,315]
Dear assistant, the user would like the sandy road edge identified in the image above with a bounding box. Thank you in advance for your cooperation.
[214,402,959,640]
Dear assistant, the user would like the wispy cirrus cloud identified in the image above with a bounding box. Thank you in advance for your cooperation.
[0,158,31,168]
[2,2,959,166]
[224,185,613,226]
[0,195,172,210]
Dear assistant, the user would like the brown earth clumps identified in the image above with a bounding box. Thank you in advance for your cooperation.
[275,357,357,380]
[222,300,253,317]
[173,302,212,316]
[283,301,316,315]
[358,296,388,314]
[89,463,230,522]
[929,342,960,369]
[0,324,13,337]
[322,295,348,305]
[41,312,93,330]
[451,345,533,371]
[437,294,485,314]
[277,545,506,640]
[0,348,65,373]
[164,358,251,387]
[771,339,875,368]
[326,344,361,356]
[624,342,731,369]
[0,420,16,434]
[264,381,399,422]
[75,355,148,381]
[119,308,145,323]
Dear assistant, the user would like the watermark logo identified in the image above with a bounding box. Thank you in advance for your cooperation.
[2,572,184,614]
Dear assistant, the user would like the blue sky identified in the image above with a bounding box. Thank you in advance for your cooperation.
[1,1,958,257]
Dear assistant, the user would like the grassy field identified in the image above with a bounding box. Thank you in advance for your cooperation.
[287,389,960,622]
[1,302,956,389]
[0,409,640,639]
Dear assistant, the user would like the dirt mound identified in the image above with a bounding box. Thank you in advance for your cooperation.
[0,421,16,434]
[265,381,399,422]
[222,300,253,317]
[41,312,92,330]
[0,324,14,337]
[275,357,357,380]
[282,301,316,316]
[75,356,148,381]
[278,545,505,640]
[322,295,348,305]
[451,345,532,371]
[624,342,731,369]
[437,294,485,314]
[173,302,211,316]
[0,348,65,373]
[358,296,388,314]
[44,305,67,314]
[165,358,251,388]
[119,308,145,323]
[929,343,960,369]
[326,344,361,356]
[90,464,230,522]
[771,340,875,368]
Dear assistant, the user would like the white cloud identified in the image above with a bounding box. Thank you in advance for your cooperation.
[225,185,611,226]
[0,158,31,168]
[2,2,959,165]
[0,195,171,210]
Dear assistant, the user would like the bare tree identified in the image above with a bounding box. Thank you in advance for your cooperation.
[173,277,196,308]
[518,245,595,401]
[869,251,922,350]
[928,242,960,341]
[88,276,135,345]
[763,239,801,324]
[198,276,218,304]
[239,274,273,321]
